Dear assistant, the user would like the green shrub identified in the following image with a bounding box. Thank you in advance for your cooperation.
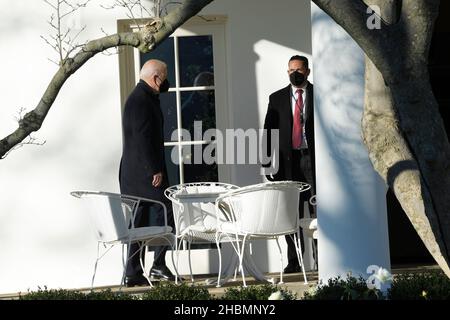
[19,287,136,300]
[388,271,450,300]
[221,284,297,300]
[19,271,450,300]
[85,289,137,300]
[17,283,298,301]
[141,282,212,300]
[19,287,86,300]
[303,276,383,300]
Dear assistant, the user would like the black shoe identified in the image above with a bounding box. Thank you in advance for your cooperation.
[125,274,149,287]
[283,263,302,274]
[150,265,176,281]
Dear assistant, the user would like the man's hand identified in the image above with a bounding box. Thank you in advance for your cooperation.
[152,172,163,187]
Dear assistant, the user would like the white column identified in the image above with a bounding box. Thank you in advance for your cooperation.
[311,4,391,282]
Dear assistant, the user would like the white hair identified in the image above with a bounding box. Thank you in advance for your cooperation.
[140,59,167,80]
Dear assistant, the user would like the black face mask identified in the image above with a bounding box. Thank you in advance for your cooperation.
[289,71,306,87]
[158,79,170,93]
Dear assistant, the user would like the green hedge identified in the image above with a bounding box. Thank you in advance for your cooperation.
[388,271,450,300]
[17,283,296,300]
[303,276,383,300]
[141,282,211,300]
[19,287,136,300]
[303,271,450,300]
[17,271,450,300]
[222,284,296,300]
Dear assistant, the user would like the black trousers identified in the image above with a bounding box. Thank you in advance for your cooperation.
[285,149,316,266]
[126,201,174,278]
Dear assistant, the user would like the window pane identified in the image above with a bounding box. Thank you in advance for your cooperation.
[160,92,177,142]
[181,90,216,139]
[182,144,218,183]
[165,146,180,186]
[140,37,175,86]
[178,36,214,87]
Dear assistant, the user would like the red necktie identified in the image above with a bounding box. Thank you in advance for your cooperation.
[292,89,304,149]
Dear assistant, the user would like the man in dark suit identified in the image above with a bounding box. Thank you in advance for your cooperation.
[119,59,175,287]
[263,55,316,273]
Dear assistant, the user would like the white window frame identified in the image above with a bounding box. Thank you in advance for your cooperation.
[118,16,230,184]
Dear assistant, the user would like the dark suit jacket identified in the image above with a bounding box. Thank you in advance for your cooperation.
[263,82,315,182]
[119,80,168,200]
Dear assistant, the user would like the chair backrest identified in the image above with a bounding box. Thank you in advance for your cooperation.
[219,181,310,236]
[165,183,238,236]
[71,191,136,243]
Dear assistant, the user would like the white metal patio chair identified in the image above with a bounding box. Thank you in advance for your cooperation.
[70,191,177,288]
[214,181,311,287]
[164,182,239,282]
[299,195,318,270]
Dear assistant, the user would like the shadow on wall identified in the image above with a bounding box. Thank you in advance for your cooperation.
[312,5,391,275]
[312,9,376,215]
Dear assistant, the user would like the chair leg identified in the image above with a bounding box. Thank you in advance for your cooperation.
[187,240,194,282]
[215,233,223,288]
[144,236,180,285]
[139,242,153,287]
[233,240,241,280]
[293,233,308,284]
[91,242,102,289]
[93,242,126,289]
[148,235,180,284]
[175,237,181,283]
[226,236,243,283]
[120,241,133,290]
[275,238,284,284]
[239,237,247,287]
[167,235,179,285]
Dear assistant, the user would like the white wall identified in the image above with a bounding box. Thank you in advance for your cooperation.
[0,0,313,293]
[0,0,131,293]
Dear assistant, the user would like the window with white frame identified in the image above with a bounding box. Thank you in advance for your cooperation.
[119,17,229,186]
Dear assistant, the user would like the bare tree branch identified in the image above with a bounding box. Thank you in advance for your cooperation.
[2,136,47,159]
[60,0,90,18]
[43,0,58,10]
[0,0,214,159]
[41,0,92,65]
[137,0,155,18]
[2,108,47,159]
[99,27,119,56]
[101,0,150,30]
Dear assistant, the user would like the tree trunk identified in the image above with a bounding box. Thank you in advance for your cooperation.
[388,75,450,266]
[314,0,450,276]
[363,59,450,276]
[366,0,450,276]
